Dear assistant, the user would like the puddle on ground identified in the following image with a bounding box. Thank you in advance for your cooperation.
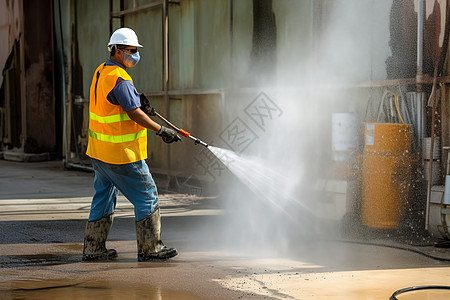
[54,243,83,251]
[1,279,209,300]
[2,253,78,268]
[14,254,61,261]
[2,252,180,270]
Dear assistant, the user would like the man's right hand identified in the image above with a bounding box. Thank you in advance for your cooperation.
[157,126,181,143]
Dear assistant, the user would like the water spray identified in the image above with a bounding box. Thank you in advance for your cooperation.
[140,93,209,148]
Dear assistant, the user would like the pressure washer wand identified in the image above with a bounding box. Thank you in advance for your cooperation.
[140,93,208,147]
[155,111,209,147]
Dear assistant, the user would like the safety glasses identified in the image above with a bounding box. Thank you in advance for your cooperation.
[119,47,138,54]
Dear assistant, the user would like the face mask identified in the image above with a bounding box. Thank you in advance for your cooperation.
[123,51,140,68]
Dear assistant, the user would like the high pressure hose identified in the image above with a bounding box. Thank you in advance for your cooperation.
[390,285,450,299]
[339,239,450,262]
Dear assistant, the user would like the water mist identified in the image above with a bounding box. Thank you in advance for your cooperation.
[196,1,394,259]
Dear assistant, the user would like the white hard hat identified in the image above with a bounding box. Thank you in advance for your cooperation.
[107,27,143,48]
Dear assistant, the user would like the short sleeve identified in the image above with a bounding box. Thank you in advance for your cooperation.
[111,79,141,112]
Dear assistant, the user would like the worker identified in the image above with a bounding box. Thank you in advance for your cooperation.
[83,27,180,262]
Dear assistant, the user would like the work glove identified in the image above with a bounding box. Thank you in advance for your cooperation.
[157,126,181,144]
[140,93,156,116]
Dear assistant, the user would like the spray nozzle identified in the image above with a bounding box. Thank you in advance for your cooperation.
[192,136,208,148]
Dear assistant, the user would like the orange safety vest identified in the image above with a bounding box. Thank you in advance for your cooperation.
[86,63,147,164]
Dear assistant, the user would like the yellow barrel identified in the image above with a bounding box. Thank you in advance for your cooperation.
[361,123,412,229]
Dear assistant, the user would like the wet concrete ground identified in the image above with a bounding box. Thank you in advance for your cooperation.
[0,159,450,299]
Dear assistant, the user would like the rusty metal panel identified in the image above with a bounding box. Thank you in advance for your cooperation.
[76,0,111,100]
[168,1,195,90]
[167,94,223,174]
[23,0,55,152]
[272,0,314,85]
[145,95,168,169]
[165,0,232,90]
[124,5,164,92]
[191,0,231,89]
[141,93,223,174]
[229,0,253,86]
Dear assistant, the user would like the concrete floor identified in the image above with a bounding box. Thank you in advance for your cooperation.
[0,159,450,299]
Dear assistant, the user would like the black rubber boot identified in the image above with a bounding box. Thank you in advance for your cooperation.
[136,208,178,261]
[82,214,117,261]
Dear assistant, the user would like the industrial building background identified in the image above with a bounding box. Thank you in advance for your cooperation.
[1,0,450,241]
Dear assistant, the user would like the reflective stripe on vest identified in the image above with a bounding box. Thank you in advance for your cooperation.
[90,111,131,123]
[88,128,147,143]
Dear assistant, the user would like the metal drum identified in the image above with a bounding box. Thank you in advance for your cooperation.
[361,123,412,229]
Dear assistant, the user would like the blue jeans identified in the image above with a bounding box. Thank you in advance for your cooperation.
[89,158,159,222]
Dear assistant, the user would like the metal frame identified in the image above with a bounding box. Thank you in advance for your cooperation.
[109,0,223,100]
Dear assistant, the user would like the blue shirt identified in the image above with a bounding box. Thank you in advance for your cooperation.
[105,59,141,112]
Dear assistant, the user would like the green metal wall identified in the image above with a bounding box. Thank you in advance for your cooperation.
[76,0,110,98]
